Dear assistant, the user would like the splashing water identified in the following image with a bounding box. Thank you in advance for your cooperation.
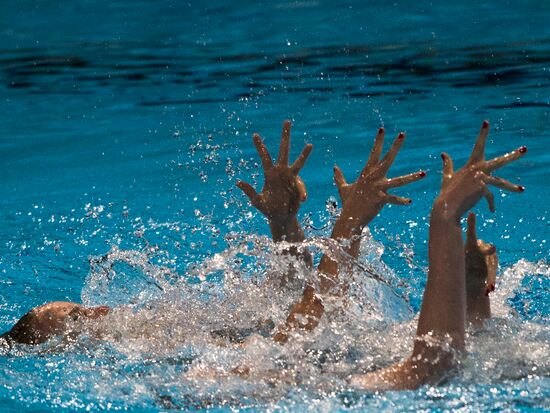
[13,232,533,410]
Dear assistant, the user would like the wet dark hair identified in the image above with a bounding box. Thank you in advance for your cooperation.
[2,310,41,345]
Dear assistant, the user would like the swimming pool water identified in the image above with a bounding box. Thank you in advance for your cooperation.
[0,1,548,411]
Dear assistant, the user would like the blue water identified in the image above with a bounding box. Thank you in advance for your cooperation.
[0,1,549,411]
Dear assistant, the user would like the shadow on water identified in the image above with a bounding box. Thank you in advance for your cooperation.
[1,40,549,108]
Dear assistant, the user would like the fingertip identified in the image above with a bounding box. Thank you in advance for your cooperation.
[407,198,412,204]
[418,171,426,178]
[283,119,291,128]
[440,152,446,160]
[482,120,489,128]
[519,146,527,154]
[253,133,261,141]
[378,127,384,134]
[397,132,405,140]
[518,185,525,192]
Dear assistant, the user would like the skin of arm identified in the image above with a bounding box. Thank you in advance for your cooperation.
[236,120,313,270]
[464,212,498,326]
[351,120,526,390]
[273,128,426,343]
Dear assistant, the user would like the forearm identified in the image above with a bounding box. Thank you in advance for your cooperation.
[466,285,490,326]
[269,218,318,342]
[317,208,374,293]
[268,216,312,269]
[465,257,494,325]
[273,284,323,343]
[414,200,466,355]
[271,218,355,342]
[268,217,305,243]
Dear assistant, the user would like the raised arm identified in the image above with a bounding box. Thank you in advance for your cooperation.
[273,128,425,342]
[351,120,526,390]
[465,212,498,326]
[319,128,426,291]
[415,120,524,354]
[236,120,313,267]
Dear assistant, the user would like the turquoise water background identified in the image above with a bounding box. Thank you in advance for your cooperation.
[0,1,548,411]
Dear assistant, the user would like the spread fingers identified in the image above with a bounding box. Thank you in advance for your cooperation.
[385,170,426,188]
[478,240,496,256]
[253,133,274,170]
[236,181,262,207]
[480,173,524,192]
[290,143,313,174]
[333,165,350,201]
[377,132,405,176]
[485,146,527,172]
[468,120,489,164]
[277,120,291,165]
[481,183,496,212]
[385,194,412,205]
[365,127,385,169]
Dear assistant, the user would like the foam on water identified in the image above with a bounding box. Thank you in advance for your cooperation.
[1,189,548,411]
[4,233,538,410]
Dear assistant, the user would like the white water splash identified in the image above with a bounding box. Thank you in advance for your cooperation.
[68,226,549,409]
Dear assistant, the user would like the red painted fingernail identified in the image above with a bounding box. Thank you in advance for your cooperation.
[519,146,527,153]
[378,127,384,134]
[407,199,412,204]
[482,120,489,128]
[518,185,525,192]
[398,132,405,140]
[419,171,426,177]
[490,284,495,292]
[440,153,446,160]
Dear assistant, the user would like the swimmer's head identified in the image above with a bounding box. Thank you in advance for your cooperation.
[3,302,111,345]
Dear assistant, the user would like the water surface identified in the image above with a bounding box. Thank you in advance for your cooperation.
[0,1,548,411]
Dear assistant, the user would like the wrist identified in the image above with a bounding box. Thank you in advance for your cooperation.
[331,214,366,239]
[269,216,304,242]
[331,210,365,239]
[431,196,460,224]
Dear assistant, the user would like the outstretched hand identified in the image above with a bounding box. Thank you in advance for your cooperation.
[332,127,426,228]
[438,120,526,219]
[465,212,498,296]
[237,120,313,225]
